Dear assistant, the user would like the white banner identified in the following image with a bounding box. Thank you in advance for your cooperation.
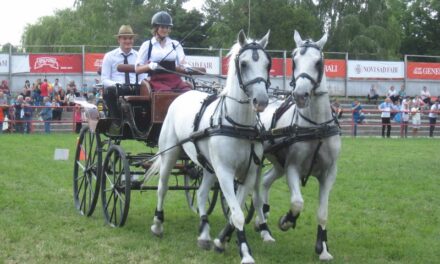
[0,54,9,73]
[186,55,220,75]
[11,55,30,73]
[347,60,404,79]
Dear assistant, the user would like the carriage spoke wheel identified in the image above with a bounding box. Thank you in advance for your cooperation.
[184,162,219,215]
[101,145,131,227]
[73,126,102,216]
[220,183,255,224]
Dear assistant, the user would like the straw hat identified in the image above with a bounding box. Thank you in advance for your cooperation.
[114,25,137,37]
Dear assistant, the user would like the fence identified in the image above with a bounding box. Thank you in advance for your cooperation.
[1,45,440,98]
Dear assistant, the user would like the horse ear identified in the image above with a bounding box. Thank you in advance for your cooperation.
[258,30,270,48]
[316,33,328,49]
[238,29,247,46]
[294,30,302,47]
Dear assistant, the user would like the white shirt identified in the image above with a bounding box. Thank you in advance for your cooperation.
[136,37,185,74]
[421,89,431,100]
[429,104,439,118]
[387,89,397,97]
[101,48,145,88]
[379,102,392,118]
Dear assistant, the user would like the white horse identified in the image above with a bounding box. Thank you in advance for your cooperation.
[145,30,271,264]
[253,30,341,261]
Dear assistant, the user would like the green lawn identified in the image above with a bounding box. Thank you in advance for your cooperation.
[0,134,439,263]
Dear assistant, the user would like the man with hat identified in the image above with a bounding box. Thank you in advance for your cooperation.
[101,25,145,119]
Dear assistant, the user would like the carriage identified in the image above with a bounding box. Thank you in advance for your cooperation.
[72,65,224,227]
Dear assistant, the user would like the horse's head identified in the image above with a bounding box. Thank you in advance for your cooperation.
[228,29,271,112]
[291,30,328,108]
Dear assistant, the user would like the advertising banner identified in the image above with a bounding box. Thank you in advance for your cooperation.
[185,55,220,75]
[11,55,30,73]
[0,54,9,73]
[347,60,404,79]
[407,62,440,80]
[29,54,82,73]
[324,59,346,78]
[85,53,104,73]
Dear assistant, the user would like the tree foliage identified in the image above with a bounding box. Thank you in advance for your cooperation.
[20,0,440,59]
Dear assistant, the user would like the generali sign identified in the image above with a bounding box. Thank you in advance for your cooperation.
[347,60,404,79]
[407,62,440,80]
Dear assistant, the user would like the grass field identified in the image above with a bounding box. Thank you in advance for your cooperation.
[0,134,439,264]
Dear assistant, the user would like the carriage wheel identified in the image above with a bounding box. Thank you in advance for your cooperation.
[184,162,219,215]
[73,125,102,216]
[101,145,131,227]
[220,185,255,224]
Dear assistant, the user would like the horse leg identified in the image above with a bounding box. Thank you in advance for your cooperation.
[197,170,216,250]
[151,149,180,237]
[278,165,303,231]
[213,171,242,252]
[315,165,336,261]
[260,164,283,218]
[252,165,276,242]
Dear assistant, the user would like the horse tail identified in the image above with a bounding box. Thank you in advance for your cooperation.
[144,155,161,182]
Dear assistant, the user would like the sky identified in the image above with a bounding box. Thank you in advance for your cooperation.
[0,0,204,46]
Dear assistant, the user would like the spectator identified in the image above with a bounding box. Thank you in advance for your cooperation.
[0,80,10,95]
[428,100,439,137]
[40,78,49,98]
[23,97,34,133]
[331,98,343,119]
[367,84,379,104]
[40,96,52,133]
[53,78,63,95]
[400,99,411,138]
[351,99,365,137]
[80,83,88,98]
[32,79,42,106]
[74,104,83,133]
[387,85,399,103]
[66,89,77,107]
[14,95,25,133]
[411,103,422,137]
[23,80,32,98]
[421,86,431,106]
[0,91,8,134]
[379,97,393,138]
[412,95,425,109]
[52,98,62,121]
[398,84,406,100]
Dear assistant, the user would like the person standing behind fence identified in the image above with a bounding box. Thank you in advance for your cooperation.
[32,79,42,106]
[351,99,365,137]
[40,97,52,133]
[14,95,25,133]
[428,100,439,137]
[379,97,393,138]
[387,85,399,103]
[401,99,411,138]
[411,102,421,137]
[74,104,82,133]
[0,80,10,96]
[22,80,32,98]
[23,97,34,133]
[0,91,8,134]
[40,79,49,99]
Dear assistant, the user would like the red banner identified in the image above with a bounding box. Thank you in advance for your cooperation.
[324,59,346,78]
[407,62,440,80]
[29,54,82,73]
[85,53,104,73]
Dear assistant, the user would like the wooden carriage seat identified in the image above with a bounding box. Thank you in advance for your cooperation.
[116,64,151,102]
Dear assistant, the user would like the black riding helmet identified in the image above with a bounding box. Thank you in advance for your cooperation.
[151,11,173,27]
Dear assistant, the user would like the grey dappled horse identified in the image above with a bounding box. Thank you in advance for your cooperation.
[254,30,341,261]
[145,30,271,264]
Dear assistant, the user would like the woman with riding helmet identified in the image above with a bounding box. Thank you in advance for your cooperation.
[135,11,192,91]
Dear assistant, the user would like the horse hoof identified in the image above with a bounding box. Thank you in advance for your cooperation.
[197,239,212,250]
[150,225,163,238]
[213,239,225,253]
[319,251,333,261]
[278,215,292,231]
[261,231,276,243]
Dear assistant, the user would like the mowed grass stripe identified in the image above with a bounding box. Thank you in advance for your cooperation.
[0,134,438,263]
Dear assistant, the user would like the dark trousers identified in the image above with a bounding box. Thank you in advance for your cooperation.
[382,117,391,137]
[103,85,136,119]
[429,118,436,137]
[401,121,409,138]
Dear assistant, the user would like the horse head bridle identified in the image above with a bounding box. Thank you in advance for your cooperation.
[289,40,324,93]
[235,42,272,97]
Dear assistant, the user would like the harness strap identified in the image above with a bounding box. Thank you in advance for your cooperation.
[302,140,322,186]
